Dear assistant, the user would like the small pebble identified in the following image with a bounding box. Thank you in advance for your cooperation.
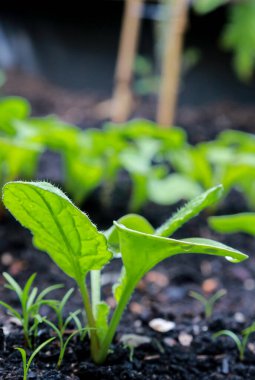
[248,343,255,355]
[178,332,193,347]
[234,312,246,323]
[1,253,13,266]
[202,278,219,293]
[149,318,175,333]
[222,357,229,374]
[129,302,145,315]
[145,271,169,287]
[193,324,200,335]
[244,278,255,291]
[163,337,176,347]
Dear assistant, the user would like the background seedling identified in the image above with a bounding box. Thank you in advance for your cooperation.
[189,289,227,318]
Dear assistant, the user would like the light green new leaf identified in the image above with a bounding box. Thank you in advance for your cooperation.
[115,223,247,284]
[3,182,112,279]
[155,185,223,237]
[96,302,110,344]
[209,213,255,236]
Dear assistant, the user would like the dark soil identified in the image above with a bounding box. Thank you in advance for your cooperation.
[1,71,255,379]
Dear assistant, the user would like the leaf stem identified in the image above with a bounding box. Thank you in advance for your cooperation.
[95,280,135,364]
[90,270,101,316]
[77,277,100,361]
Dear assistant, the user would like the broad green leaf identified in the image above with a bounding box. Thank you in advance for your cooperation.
[209,213,255,235]
[105,214,154,254]
[95,302,110,344]
[64,152,103,204]
[148,174,202,206]
[217,130,255,152]
[115,222,247,294]
[155,185,223,237]
[3,182,112,279]
[169,146,213,189]
[0,97,31,135]
[14,117,81,150]
[0,137,43,184]
[105,119,186,149]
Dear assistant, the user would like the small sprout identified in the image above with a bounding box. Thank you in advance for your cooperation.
[41,311,88,368]
[189,289,227,318]
[16,337,55,380]
[214,322,255,361]
[0,272,62,347]
[120,334,151,361]
[213,330,248,361]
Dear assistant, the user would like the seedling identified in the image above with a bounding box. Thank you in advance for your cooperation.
[189,289,227,318]
[214,322,255,361]
[42,311,88,368]
[0,272,62,348]
[16,337,55,380]
[2,182,247,363]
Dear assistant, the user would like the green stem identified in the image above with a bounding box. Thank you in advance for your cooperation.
[90,270,101,316]
[95,281,135,364]
[77,277,100,361]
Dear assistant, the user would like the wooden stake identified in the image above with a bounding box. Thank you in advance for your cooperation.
[157,0,188,128]
[111,0,144,123]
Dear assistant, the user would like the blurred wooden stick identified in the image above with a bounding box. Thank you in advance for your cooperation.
[157,0,188,128]
[111,0,144,123]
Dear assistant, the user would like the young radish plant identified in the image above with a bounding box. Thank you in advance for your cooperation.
[2,182,247,364]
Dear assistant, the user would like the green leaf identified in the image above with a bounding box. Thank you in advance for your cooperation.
[105,214,154,254]
[112,267,127,303]
[3,181,112,279]
[209,213,255,235]
[155,185,223,237]
[16,347,27,374]
[115,222,247,288]
[95,302,110,344]
[148,174,202,206]
[0,300,22,320]
[0,97,31,135]
[194,0,226,14]
[221,0,255,81]
[3,272,22,299]
[105,119,186,149]
[213,330,242,353]
[27,337,55,370]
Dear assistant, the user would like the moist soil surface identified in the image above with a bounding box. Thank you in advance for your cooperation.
[1,71,255,379]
